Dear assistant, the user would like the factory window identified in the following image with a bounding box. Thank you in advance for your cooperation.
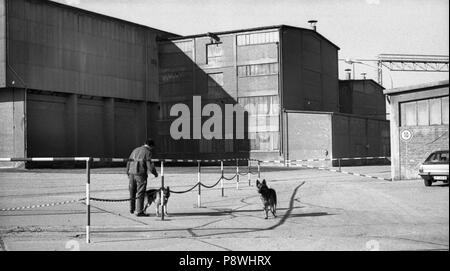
[442,96,449,124]
[400,96,449,126]
[206,43,223,65]
[238,95,280,151]
[237,63,278,77]
[429,98,442,125]
[417,100,429,126]
[237,31,279,46]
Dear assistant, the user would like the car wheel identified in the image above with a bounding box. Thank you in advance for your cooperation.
[424,179,432,187]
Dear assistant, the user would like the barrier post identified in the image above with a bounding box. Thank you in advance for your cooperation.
[338,158,341,172]
[257,160,261,180]
[248,159,251,186]
[161,160,165,221]
[197,161,201,208]
[85,157,91,244]
[236,159,239,190]
[220,160,224,197]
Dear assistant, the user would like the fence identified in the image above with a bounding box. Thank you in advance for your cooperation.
[0,155,389,243]
[0,157,260,244]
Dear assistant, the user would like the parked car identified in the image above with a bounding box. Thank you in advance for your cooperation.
[419,150,449,186]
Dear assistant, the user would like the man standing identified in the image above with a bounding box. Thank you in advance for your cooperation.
[126,138,158,216]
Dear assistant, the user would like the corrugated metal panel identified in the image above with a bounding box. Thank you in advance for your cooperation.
[114,101,138,157]
[78,98,105,156]
[6,0,164,102]
[0,0,5,87]
[27,94,67,156]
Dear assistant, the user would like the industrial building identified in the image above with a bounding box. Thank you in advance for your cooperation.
[0,0,176,167]
[158,26,389,163]
[1,0,390,167]
[384,80,449,180]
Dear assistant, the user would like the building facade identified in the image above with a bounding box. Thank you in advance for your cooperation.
[1,0,390,167]
[284,110,390,166]
[0,0,176,166]
[384,80,449,180]
[339,79,387,119]
[157,25,341,161]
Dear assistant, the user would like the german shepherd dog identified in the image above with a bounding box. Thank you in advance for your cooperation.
[256,179,277,219]
[143,187,170,217]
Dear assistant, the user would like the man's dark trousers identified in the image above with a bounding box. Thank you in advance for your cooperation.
[129,174,147,214]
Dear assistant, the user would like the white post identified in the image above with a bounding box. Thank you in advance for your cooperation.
[85,158,91,244]
[197,161,201,208]
[248,159,251,186]
[236,159,239,190]
[161,160,165,221]
[221,160,224,197]
[257,160,261,180]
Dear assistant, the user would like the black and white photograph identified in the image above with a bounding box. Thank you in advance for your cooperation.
[0,0,448,255]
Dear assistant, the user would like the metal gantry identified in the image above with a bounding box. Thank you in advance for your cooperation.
[377,54,449,86]
[340,54,449,87]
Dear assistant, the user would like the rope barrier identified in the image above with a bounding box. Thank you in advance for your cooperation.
[289,163,391,181]
[222,174,238,181]
[0,157,258,163]
[88,197,133,202]
[0,198,83,211]
[200,177,223,189]
[0,156,258,243]
[168,183,201,194]
[258,156,390,164]
[236,171,258,176]
[0,155,390,244]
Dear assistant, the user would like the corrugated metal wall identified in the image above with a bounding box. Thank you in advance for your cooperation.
[27,93,67,156]
[332,113,390,162]
[282,28,339,112]
[5,0,167,102]
[78,98,105,156]
[114,101,139,157]
[285,111,390,166]
[0,0,5,87]
[26,91,152,158]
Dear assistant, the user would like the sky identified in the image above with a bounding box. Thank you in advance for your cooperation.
[53,0,449,88]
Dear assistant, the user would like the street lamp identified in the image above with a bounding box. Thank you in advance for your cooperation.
[340,58,394,88]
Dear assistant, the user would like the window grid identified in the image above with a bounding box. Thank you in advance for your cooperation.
[206,43,223,65]
[237,31,279,46]
[238,95,280,151]
[237,63,278,77]
[400,96,449,127]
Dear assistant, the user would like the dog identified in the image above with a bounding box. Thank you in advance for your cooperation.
[256,179,277,219]
[143,186,170,217]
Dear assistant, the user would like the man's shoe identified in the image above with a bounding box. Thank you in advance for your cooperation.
[130,210,134,214]
[136,212,149,217]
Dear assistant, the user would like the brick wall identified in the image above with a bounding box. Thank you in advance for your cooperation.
[399,125,449,179]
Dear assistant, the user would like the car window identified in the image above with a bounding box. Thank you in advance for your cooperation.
[441,152,449,162]
[426,152,449,163]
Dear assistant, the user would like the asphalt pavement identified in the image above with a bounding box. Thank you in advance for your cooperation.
[0,165,448,251]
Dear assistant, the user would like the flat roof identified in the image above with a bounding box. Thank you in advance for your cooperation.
[339,79,385,90]
[383,80,449,95]
[160,24,340,50]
